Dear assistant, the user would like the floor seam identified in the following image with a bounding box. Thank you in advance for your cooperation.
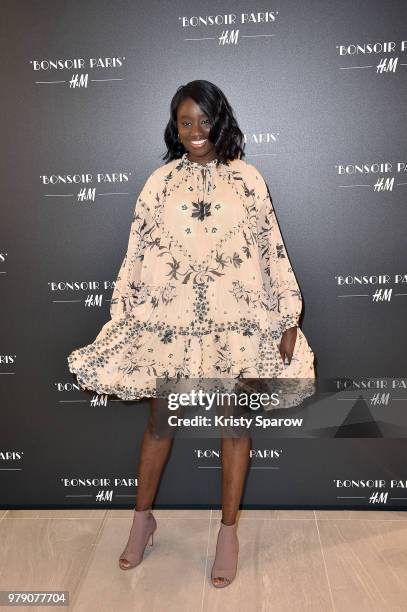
[70,510,109,611]
[201,508,212,611]
[314,509,336,612]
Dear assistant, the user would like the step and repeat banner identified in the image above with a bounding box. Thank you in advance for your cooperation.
[2,0,407,509]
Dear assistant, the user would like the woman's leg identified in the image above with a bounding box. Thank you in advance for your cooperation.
[220,435,252,524]
[211,433,252,586]
[135,396,175,511]
[119,396,176,569]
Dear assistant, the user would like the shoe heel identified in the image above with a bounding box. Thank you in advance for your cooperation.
[211,520,239,588]
[118,508,157,570]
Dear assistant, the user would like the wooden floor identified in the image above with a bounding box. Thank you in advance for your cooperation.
[1,508,407,611]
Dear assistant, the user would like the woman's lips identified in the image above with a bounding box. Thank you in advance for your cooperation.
[189,139,207,148]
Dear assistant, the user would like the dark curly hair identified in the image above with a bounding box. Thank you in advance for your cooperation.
[162,80,245,167]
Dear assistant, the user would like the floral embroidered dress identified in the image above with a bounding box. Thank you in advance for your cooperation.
[67,152,315,401]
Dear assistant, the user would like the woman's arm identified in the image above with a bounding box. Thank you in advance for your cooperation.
[110,172,157,319]
[253,167,303,336]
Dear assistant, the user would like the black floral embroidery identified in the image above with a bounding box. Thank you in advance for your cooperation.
[161,328,174,344]
[191,200,211,221]
[205,226,219,234]
[215,342,234,375]
[230,280,273,312]
[193,283,209,324]
[67,152,315,401]
[276,243,285,258]
[122,281,178,313]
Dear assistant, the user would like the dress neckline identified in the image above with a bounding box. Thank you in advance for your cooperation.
[181,151,219,170]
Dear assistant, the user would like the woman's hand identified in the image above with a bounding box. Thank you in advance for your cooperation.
[278,326,297,365]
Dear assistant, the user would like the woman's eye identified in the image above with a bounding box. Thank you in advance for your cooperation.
[181,119,210,127]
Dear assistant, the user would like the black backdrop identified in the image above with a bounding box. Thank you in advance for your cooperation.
[2,0,407,508]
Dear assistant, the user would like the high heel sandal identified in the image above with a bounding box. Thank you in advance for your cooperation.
[118,508,157,570]
[211,520,239,588]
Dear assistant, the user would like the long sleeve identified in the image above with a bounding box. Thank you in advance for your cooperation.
[254,168,302,335]
[110,172,157,319]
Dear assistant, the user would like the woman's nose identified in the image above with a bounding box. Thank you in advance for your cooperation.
[192,125,207,138]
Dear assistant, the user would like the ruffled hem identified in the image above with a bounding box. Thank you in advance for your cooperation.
[67,313,315,402]
[66,362,160,401]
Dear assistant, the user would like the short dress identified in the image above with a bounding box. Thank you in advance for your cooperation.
[67,152,316,402]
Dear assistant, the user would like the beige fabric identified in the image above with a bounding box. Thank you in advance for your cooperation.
[67,152,316,402]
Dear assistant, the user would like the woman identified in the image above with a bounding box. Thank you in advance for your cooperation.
[68,79,315,588]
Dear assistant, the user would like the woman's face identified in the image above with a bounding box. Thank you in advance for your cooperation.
[176,97,217,164]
